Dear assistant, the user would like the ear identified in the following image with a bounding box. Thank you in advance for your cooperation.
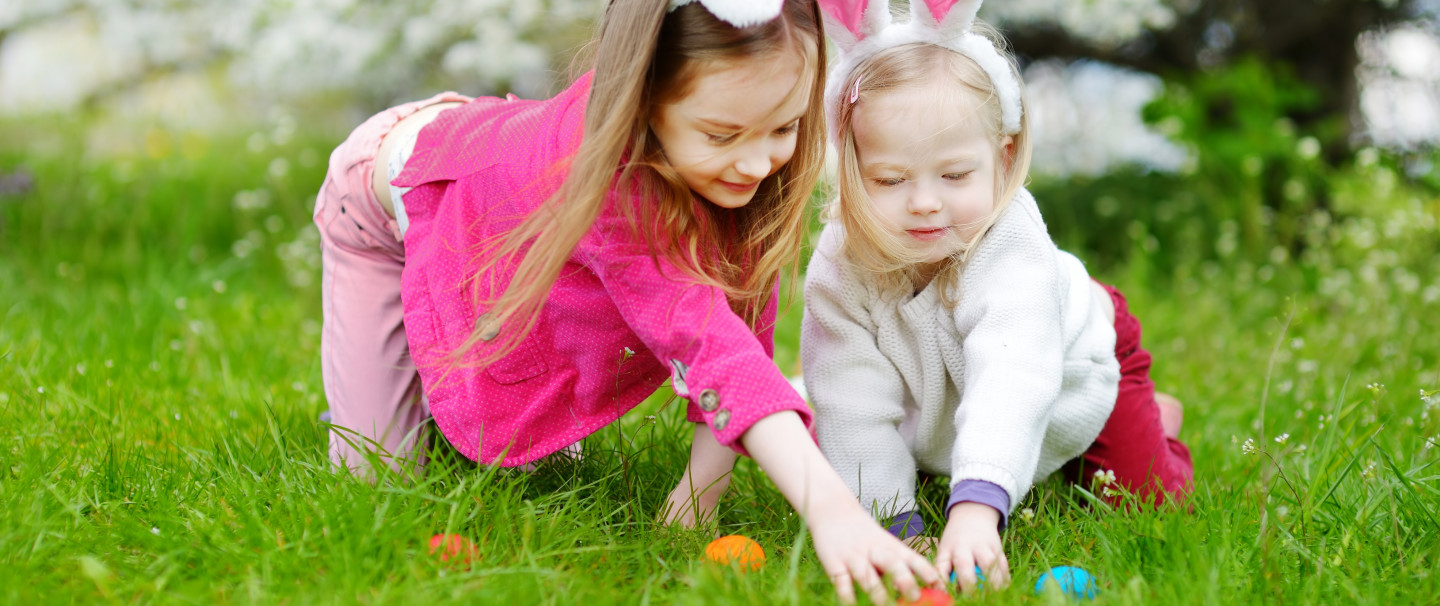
[910,0,981,37]
[998,134,1015,173]
[818,0,892,52]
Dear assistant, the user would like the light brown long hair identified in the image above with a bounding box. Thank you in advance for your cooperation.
[455,0,826,365]
[829,27,1032,304]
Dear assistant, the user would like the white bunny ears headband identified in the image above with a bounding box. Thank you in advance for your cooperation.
[668,0,785,28]
[820,0,1023,135]
[666,0,1021,134]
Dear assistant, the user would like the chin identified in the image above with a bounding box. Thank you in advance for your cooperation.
[700,189,756,210]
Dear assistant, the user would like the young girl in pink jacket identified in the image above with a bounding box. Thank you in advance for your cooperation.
[314,0,940,601]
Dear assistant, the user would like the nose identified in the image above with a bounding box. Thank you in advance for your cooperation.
[908,183,942,215]
[733,148,771,182]
[733,135,787,182]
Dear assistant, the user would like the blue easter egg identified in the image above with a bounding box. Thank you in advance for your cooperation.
[1034,566,1097,600]
[949,566,986,589]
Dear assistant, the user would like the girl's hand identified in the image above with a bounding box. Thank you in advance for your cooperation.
[808,509,942,605]
[660,424,735,529]
[740,411,942,604]
[935,502,1010,594]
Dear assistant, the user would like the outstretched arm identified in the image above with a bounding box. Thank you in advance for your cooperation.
[742,411,942,605]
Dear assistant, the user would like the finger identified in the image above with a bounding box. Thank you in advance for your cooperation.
[993,551,1012,588]
[852,559,889,606]
[828,570,857,606]
[954,552,979,594]
[905,547,943,588]
[973,548,996,583]
[882,552,922,602]
[934,543,953,583]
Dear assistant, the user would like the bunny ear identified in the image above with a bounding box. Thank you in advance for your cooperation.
[817,0,889,51]
[910,0,980,33]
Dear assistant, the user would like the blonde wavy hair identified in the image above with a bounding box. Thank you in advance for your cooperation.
[829,27,1032,303]
[457,0,826,365]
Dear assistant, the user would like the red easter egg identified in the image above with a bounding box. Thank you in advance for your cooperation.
[427,533,477,564]
[898,587,954,606]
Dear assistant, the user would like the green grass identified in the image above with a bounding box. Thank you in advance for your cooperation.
[1,118,1438,604]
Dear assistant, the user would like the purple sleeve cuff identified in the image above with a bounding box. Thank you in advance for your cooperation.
[885,511,925,539]
[947,480,1010,531]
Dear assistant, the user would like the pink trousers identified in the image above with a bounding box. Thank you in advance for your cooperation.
[1067,283,1194,507]
[314,92,470,476]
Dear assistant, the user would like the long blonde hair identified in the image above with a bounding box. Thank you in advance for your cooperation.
[457,0,826,365]
[830,27,1032,303]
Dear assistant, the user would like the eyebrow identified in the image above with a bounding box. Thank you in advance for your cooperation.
[695,110,806,131]
[862,155,980,173]
[861,162,911,173]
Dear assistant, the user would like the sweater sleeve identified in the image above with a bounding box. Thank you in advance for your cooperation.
[948,194,1068,509]
[802,225,919,518]
[580,210,809,456]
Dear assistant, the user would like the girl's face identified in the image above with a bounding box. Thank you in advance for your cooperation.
[852,85,1012,264]
[650,50,812,210]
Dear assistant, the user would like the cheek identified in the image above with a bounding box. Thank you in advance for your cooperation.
[773,135,799,168]
[867,191,906,222]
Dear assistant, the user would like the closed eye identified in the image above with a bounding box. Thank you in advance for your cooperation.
[773,121,800,136]
[871,177,905,187]
[706,132,738,145]
[943,171,973,181]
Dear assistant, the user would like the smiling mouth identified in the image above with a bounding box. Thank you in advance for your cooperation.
[718,180,760,193]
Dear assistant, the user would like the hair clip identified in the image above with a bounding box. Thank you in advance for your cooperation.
[849,76,862,104]
[668,0,785,28]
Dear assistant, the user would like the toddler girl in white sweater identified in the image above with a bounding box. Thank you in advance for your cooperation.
[804,0,1194,593]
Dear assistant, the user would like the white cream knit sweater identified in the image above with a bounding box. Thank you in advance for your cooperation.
[801,189,1120,517]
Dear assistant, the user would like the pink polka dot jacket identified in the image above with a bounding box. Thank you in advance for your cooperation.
[392,73,813,466]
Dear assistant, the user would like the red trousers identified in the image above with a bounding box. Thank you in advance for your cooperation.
[1066,283,1194,507]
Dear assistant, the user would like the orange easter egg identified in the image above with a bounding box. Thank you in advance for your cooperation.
[703,535,766,571]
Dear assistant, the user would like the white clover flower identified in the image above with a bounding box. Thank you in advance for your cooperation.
[1242,438,1257,455]
[1020,508,1036,522]
[1361,461,1377,478]
[1275,433,1290,445]
[151,527,160,535]
[1092,469,1116,486]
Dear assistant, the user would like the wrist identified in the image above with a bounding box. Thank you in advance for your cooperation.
[948,501,1002,527]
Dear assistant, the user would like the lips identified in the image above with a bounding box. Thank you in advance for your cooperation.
[906,227,951,241]
[718,180,760,194]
